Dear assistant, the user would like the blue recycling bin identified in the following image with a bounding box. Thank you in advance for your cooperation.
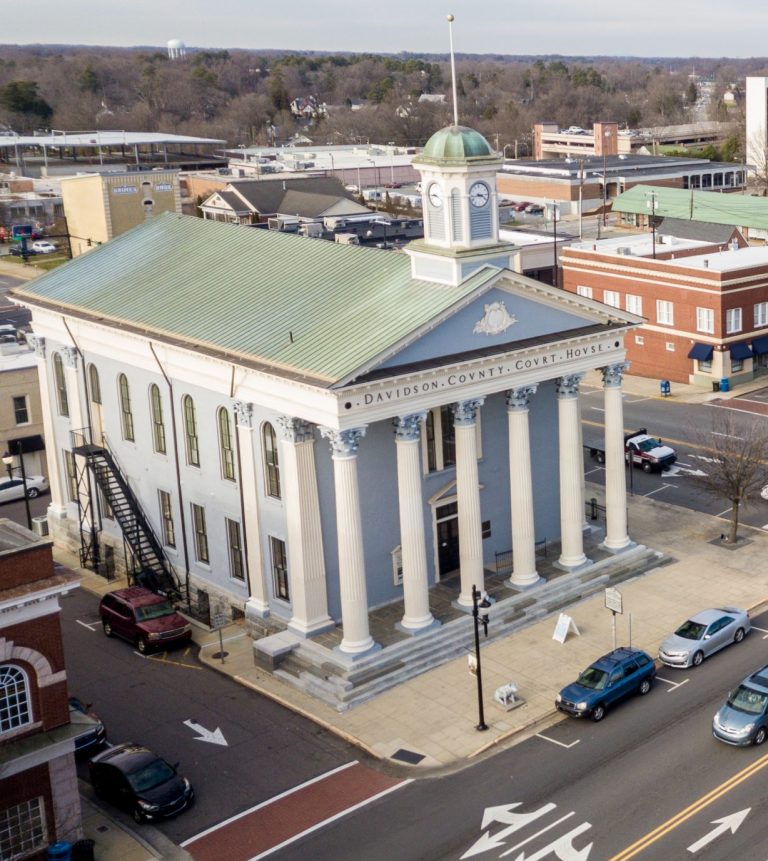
[720,377,730,393]
[47,842,72,861]
[660,379,671,397]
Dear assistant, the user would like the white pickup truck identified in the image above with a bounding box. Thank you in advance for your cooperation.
[585,428,677,473]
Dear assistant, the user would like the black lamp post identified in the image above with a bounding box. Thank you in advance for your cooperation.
[3,444,31,530]
[471,584,492,731]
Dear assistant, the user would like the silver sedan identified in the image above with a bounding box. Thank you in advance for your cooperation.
[659,608,750,668]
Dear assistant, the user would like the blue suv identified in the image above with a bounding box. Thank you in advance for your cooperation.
[556,647,656,722]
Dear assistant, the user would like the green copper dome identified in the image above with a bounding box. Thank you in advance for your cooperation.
[416,125,499,165]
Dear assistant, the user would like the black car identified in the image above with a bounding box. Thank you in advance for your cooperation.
[9,246,36,257]
[69,696,107,754]
[89,743,194,823]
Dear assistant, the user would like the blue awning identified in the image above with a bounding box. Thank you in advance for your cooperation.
[688,343,713,361]
[752,335,768,355]
[730,342,753,360]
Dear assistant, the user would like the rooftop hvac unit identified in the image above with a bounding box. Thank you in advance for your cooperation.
[616,247,633,255]
[31,515,49,537]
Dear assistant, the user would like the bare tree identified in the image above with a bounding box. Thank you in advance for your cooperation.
[692,411,768,544]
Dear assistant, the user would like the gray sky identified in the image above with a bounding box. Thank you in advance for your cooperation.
[5,0,768,58]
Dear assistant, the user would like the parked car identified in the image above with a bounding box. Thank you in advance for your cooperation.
[89,742,194,823]
[555,647,656,721]
[99,586,192,653]
[713,664,768,746]
[659,608,750,668]
[8,245,36,257]
[31,240,57,254]
[69,696,107,754]
[525,204,545,215]
[513,201,531,212]
[0,474,48,502]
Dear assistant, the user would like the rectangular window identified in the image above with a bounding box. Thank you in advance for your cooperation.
[97,485,113,520]
[0,797,46,860]
[423,407,482,474]
[635,335,644,345]
[696,307,715,333]
[64,450,77,502]
[191,503,209,563]
[576,285,593,299]
[732,359,744,372]
[440,405,456,468]
[603,290,620,308]
[666,342,675,352]
[270,536,289,600]
[699,359,713,372]
[726,307,742,334]
[656,300,674,326]
[159,490,175,547]
[755,302,768,327]
[12,395,29,425]
[625,294,642,316]
[226,518,244,581]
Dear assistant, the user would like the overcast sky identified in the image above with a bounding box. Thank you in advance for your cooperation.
[5,0,768,58]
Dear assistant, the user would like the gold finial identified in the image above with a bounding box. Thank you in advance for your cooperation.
[447,13,454,21]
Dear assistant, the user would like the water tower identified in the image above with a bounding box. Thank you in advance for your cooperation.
[167,39,186,60]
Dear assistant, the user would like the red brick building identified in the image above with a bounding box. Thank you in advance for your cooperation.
[0,521,82,860]
[561,232,768,388]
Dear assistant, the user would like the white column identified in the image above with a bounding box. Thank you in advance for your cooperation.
[454,398,485,608]
[28,336,67,516]
[233,402,269,616]
[276,417,333,636]
[321,427,377,656]
[506,386,541,588]
[556,374,588,569]
[601,363,632,551]
[394,413,437,633]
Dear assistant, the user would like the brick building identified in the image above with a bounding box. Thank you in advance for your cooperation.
[561,235,768,388]
[0,522,82,859]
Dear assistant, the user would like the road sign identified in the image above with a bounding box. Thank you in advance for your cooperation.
[11,225,32,239]
[604,587,623,614]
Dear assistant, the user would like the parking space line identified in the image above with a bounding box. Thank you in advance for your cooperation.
[655,675,689,692]
[535,733,580,749]
[76,619,98,631]
[750,625,768,639]
[643,485,672,498]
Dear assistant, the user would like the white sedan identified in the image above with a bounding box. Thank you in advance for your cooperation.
[0,475,49,502]
[31,241,57,254]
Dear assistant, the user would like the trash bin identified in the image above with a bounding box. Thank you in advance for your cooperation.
[712,381,720,392]
[47,842,72,861]
[720,377,730,393]
[660,379,671,397]
[72,839,95,861]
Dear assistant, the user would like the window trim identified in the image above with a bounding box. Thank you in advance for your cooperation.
[262,422,281,499]
[12,394,29,426]
[226,518,244,581]
[183,395,200,467]
[149,384,166,454]
[88,363,101,404]
[755,302,768,328]
[269,535,289,600]
[64,449,77,502]
[0,796,46,859]
[625,294,642,316]
[53,352,69,417]
[159,489,175,548]
[191,502,209,563]
[218,407,235,481]
[726,307,743,334]
[696,306,714,334]
[656,299,674,326]
[0,664,32,733]
[118,373,134,441]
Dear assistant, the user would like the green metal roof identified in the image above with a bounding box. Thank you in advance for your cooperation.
[13,213,498,386]
[612,185,768,230]
[415,125,500,167]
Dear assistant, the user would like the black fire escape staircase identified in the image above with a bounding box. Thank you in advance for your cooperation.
[71,436,182,601]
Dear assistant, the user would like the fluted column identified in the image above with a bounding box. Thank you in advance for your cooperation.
[556,374,588,569]
[506,386,542,588]
[276,417,333,636]
[394,413,437,633]
[601,363,632,551]
[28,336,67,515]
[454,398,485,608]
[233,402,269,616]
[320,427,377,656]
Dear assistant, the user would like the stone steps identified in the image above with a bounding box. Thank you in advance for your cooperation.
[274,544,668,711]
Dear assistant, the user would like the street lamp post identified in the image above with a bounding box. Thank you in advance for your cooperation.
[3,444,31,530]
[548,202,560,287]
[471,584,491,731]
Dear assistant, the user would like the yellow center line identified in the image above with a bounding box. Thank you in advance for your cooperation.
[609,750,768,860]
[147,654,203,670]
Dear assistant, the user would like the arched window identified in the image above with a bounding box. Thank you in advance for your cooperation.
[262,422,280,498]
[0,664,31,732]
[149,384,166,454]
[118,374,134,441]
[53,352,69,416]
[88,363,101,404]
[218,407,235,481]
[183,395,200,466]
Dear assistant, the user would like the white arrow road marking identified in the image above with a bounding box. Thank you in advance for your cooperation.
[536,733,580,749]
[462,804,556,858]
[686,808,750,853]
[505,821,593,861]
[183,719,228,746]
[655,676,690,692]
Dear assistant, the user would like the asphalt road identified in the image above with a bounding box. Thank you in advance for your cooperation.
[267,610,768,861]
[580,384,768,531]
[59,588,362,845]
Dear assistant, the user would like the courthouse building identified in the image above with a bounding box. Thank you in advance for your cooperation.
[11,125,641,665]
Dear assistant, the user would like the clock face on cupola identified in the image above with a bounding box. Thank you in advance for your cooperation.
[406,124,516,286]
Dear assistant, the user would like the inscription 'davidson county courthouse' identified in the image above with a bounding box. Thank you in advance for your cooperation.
[347,341,620,409]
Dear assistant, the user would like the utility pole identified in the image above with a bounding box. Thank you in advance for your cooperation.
[645,189,659,258]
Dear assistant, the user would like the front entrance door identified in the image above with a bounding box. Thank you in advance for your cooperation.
[436,502,460,577]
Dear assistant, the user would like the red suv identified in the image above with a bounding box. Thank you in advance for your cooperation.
[99,587,192,653]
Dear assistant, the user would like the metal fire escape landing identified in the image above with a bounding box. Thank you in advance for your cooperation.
[71,434,182,600]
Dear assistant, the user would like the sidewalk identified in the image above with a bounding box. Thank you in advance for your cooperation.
[72,484,768,775]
